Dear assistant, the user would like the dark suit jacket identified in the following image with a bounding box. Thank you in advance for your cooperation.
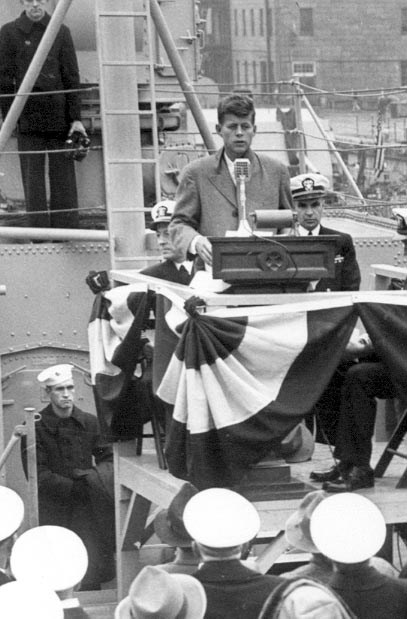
[140,260,192,391]
[169,147,293,256]
[141,260,192,286]
[330,564,407,619]
[315,225,361,291]
[194,559,283,619]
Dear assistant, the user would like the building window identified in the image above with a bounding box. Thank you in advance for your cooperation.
[292,61,316,76]
[236,61,240,86]
[259,9,264,36]
[252,61,257,86]
[402,8,407,34]
[267,8,272,35]
[250,9,255,36]
[244,60,249,85]
[300,8,314,36]
[401,61,407,85]
[242,9,247,36]
[234,9,238,36]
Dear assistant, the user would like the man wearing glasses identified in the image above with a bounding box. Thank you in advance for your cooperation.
[0,0,87,228]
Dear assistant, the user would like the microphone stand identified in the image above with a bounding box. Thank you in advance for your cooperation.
[235,174,253,236]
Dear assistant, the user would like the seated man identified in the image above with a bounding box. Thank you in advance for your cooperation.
[142,199,194,285]
[311,355,396,491]
[290,172,361,292]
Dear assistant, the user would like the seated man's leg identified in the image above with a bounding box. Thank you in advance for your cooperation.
[312,361,395,490]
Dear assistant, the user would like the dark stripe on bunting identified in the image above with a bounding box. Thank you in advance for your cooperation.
[270,305,358,416]
[356,302,407,402]
[174,314,248,369]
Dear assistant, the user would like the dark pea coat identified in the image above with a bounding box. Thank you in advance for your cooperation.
[330,563,407,619]
[193,559,283,619]
[169,147,293,257]
[0,12,81,134]
[30,404,114,586]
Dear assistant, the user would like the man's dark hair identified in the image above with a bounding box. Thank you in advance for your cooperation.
[217,94,256,125]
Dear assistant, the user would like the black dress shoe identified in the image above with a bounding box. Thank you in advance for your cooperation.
[323,466,374,493]
[310,462,351,483]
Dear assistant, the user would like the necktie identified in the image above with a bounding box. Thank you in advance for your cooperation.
[308,231,313,236]
[178,265,190,285]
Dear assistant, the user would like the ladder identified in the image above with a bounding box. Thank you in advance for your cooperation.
[95,0,161,271]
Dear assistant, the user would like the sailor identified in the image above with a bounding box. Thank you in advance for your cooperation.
[311,493,407,619]
[0,486,24,586]
[183,488,284,619]
[22,364,115,590]
[10,524,90,617]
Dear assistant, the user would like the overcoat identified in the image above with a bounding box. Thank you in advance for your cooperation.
[0,12,81,134]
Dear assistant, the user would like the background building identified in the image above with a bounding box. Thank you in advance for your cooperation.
[201,1,407,108]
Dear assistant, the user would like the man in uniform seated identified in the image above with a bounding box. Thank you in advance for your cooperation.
[310,353,396,491]
[142,199,194,285]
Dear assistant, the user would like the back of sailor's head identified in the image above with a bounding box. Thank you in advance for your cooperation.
[183,488,260,554]
[0,487,24,544]
[10,525,88,594]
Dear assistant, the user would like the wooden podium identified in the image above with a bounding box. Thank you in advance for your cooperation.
[210,234,339,292]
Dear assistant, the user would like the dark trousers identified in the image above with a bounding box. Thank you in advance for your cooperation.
[334,362,395,467]
[18,132,79,228]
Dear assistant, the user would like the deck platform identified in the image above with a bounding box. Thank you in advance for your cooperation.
[114,438,407,597]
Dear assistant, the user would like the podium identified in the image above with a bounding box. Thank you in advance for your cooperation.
[210,234,339,292]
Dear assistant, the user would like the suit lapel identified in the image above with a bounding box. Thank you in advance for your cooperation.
[208,152,237,207]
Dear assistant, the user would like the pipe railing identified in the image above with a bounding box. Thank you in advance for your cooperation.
[0,227,109,242]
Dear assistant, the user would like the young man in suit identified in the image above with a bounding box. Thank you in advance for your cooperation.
[290,172,361,291]
[169,93,293,267]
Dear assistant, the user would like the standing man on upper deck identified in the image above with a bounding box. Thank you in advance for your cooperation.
[0,0,88,229]
[169,93,293,266]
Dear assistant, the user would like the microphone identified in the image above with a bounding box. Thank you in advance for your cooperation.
[234,158,252,236]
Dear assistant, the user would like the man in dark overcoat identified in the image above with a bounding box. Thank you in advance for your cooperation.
[25,364,114,589]
[0,0,87,228]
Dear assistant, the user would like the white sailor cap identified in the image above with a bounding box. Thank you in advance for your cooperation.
[183,488,260,548]
[0,487,24,542]
[150,199,176,230]
[310,493,386,564]
[10,525,88,592]
[290,173,330,200]
[37,364,74,387]
[0,582,63,619]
